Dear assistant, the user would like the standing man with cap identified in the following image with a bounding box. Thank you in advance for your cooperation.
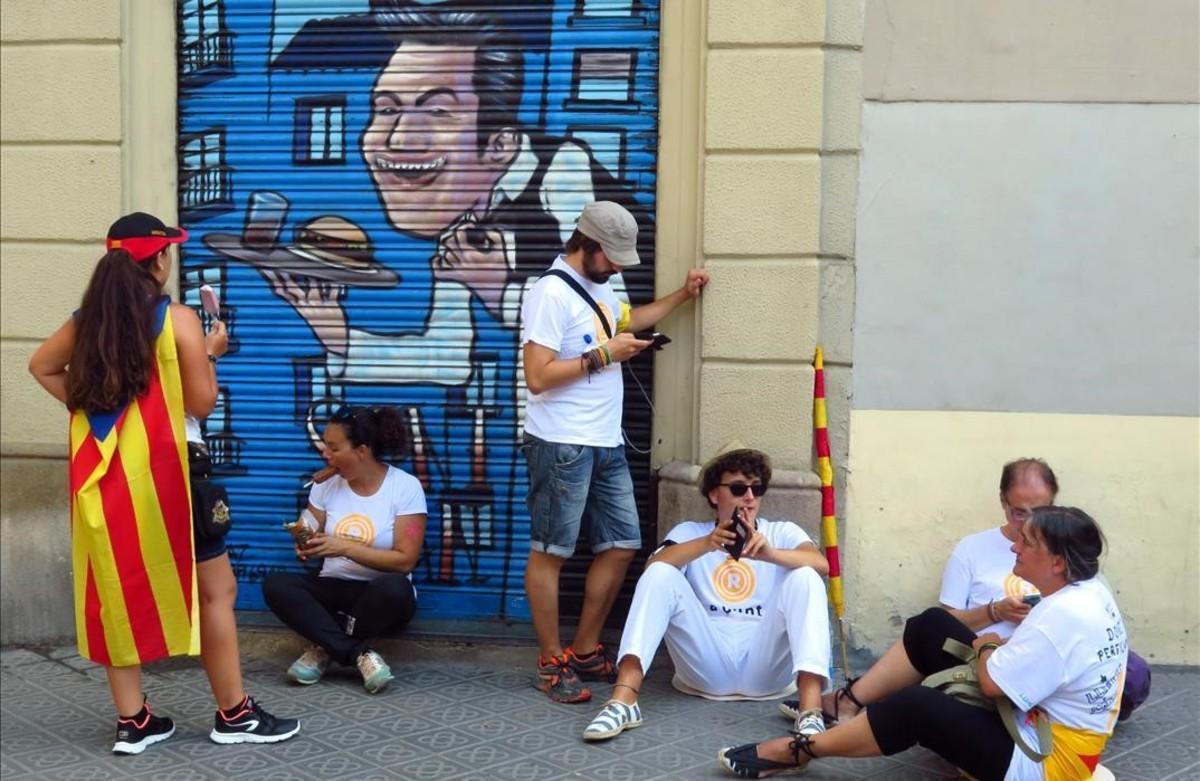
[521,200,709,703]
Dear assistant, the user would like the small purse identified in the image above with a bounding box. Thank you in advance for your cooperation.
[188,442,232,541]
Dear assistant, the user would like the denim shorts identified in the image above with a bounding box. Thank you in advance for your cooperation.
[523,434,642,558]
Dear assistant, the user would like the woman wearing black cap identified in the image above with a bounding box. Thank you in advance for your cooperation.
[29,212,299,754]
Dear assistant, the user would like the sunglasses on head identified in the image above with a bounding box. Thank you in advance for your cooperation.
[720,481,767,498]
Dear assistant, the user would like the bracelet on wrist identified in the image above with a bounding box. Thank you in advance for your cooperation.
[207,354,218,364]
[986,600,998,623]
[977,641,1001,656]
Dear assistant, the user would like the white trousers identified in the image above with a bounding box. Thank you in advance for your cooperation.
[616,561,831,699]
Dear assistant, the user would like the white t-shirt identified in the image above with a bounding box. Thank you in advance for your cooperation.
[987,578,1127,780]
[939,527,1040,638]
[308,466,427,582]
[663,519,813,634]
[520,256,630,447]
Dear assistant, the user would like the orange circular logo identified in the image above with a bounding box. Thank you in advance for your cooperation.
[713,559,756,604]
[332,513,375,546]
[1003,573,1038,600]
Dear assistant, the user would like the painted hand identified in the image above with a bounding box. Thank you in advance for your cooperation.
[434,215,511,320]
[259,268,349,355]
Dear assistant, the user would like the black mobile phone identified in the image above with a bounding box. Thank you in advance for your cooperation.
[1022,594,1042,607]
[724,508,746,561]
[633,330,672,351]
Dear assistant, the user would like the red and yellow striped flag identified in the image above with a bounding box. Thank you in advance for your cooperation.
[69,298,199,667]
[813,347,843,617]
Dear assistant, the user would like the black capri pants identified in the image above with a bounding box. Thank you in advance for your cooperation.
[263,571,416,666]
[865,608,1016,781]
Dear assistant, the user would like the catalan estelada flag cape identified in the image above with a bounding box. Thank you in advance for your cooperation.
[69,297,199,666]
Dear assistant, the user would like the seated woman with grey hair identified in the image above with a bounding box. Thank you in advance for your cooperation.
[719,506,1128,781]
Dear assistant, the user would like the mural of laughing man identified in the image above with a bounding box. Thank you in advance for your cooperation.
[262,6,648,388]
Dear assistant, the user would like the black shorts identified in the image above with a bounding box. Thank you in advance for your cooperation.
[195,526,227,562]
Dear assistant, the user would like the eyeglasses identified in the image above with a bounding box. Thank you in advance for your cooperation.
[720,482,767,498]
[1002,499,1035,522]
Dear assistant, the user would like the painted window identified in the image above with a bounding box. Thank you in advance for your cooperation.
[294,97,347,164]
[573,50,636,103]
[180,129,231,210]
[180,0,232,75]
[577,0,635,16]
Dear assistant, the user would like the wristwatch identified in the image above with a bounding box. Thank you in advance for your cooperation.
[207,353,218,364]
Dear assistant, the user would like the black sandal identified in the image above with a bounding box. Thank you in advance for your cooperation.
[821,676,864,726]
[718,730,818,778]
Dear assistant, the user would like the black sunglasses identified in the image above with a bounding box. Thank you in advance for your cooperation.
[720,482,767,498]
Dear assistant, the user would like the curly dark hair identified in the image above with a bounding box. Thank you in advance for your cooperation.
[66,249,164,413]
[699,448,772,508]
[329,405,408,461]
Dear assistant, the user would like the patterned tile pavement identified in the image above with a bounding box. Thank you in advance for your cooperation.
[1,641,1195,780]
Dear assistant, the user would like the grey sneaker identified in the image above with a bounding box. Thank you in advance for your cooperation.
[287,644,330,686]
[356,650,394,694]
[794,708,826,737]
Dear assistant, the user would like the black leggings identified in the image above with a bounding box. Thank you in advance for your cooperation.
[262,572,416,666]
[865,608,1015,781]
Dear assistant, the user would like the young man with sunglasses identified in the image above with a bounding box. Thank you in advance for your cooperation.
[582,446,833,742]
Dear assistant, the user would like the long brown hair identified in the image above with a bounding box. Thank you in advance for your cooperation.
[66,249,164,413]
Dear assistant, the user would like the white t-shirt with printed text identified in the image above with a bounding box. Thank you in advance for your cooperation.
[308,466,427,582]
[520,256,629,448]
[939,526,1040,638]
[663,519,813,637]
[987,578,1127,780]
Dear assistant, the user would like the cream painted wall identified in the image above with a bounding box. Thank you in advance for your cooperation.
[844,410,1200,665]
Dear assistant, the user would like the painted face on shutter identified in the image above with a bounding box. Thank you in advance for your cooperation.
[363,43,515,238]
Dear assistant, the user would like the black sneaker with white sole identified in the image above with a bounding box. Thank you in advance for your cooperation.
[209,696,300,744]
[112,705,175,755]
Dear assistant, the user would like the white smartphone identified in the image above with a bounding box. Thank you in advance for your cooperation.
[199,284,220,317]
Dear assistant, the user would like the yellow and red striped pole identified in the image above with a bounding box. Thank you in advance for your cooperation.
[814,347,851,678]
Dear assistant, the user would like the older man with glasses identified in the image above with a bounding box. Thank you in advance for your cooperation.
[581,445,833,743]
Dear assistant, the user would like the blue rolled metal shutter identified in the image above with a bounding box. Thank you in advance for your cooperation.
[176,0,661,624]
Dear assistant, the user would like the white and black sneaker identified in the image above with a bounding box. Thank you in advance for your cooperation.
[209,696,300,745]
[112,702,175,755]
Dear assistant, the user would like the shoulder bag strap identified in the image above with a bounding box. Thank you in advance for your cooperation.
[541,269,613,339]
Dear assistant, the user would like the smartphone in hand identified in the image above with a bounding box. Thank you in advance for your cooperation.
[724,508,747,561]
[283,518,314,546]
[1022,594,1042,607]
[633,330,672,351]
[199,285,220,317]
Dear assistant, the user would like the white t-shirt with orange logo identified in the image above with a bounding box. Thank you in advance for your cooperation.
[520,256,631,448]
[308,465,427,582]
[663,518,812,623]
[939,526,1040,638]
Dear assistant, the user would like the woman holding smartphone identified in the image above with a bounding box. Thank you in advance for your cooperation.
[263,405,426,694]
[28,212,298,754]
